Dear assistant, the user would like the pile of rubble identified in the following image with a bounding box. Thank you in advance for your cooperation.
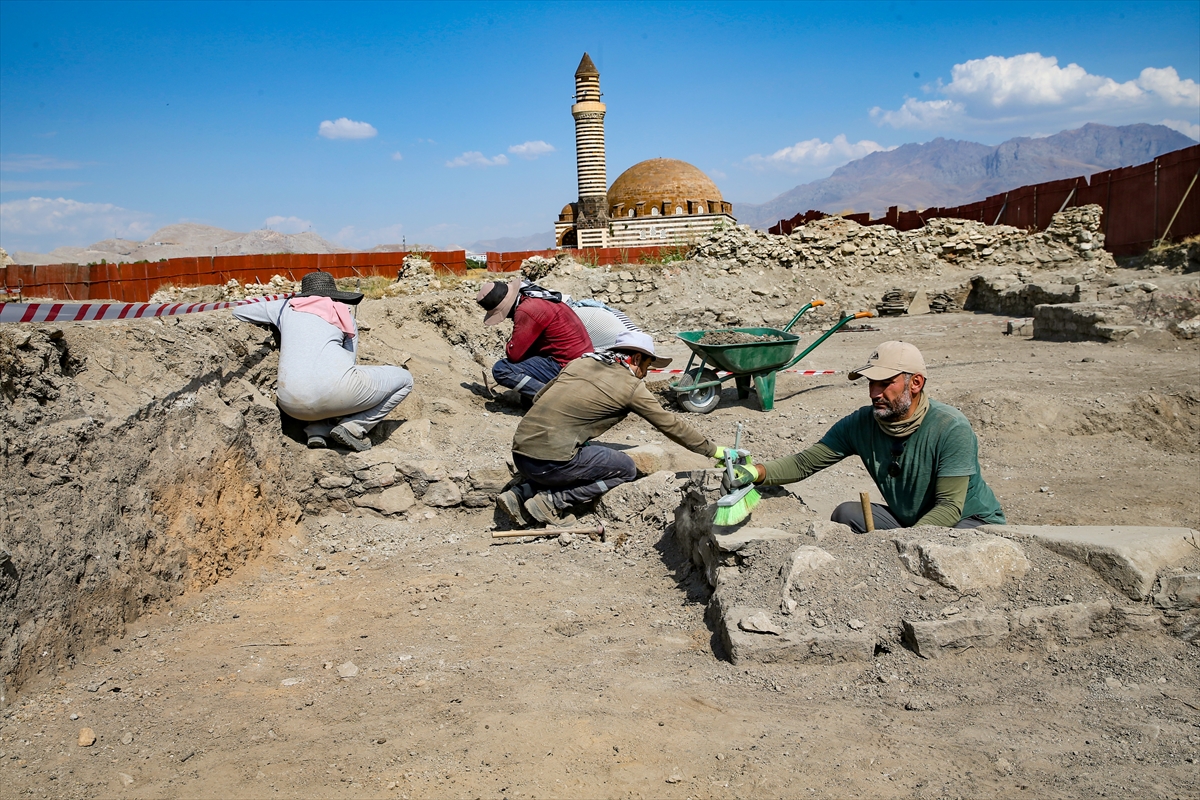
[688,205,1115,275]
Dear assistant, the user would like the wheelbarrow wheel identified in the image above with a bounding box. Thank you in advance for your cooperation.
[676,368,722,414]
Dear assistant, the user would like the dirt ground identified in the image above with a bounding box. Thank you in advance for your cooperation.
[3,258,1199,798]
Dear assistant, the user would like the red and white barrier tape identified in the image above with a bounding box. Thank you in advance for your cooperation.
[650,368,837,376]
[0,294,293,324]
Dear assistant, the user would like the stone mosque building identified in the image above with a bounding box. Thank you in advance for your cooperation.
[555,53,736,249]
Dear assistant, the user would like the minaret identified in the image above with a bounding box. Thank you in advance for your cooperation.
[572,53,608,246]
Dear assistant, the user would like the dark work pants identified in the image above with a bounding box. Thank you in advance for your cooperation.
[492,356,562,398]
[513,444,637,509]
[830,501,988,534]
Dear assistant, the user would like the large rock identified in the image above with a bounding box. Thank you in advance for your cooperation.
[892,533,1029,592]
[696,527,803,589]
[353,484,415,515]
[986,525,1199,600]
[343,446,407,472]
[721,606,874,665]
[624,444,666,476]
[1154,570,1200,610]
[1010,601,1115,643]
[596,470,679,524]
[468,467,512,493]
[422,480,462,508]
[902,613,1010,658]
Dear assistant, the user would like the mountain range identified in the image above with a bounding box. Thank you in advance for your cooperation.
[733,123,1197,230]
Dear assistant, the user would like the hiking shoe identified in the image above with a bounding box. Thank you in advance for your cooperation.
[307,435,328,449]
[496,489,530,527]
[330,424,371,452]
[523,492,576,527]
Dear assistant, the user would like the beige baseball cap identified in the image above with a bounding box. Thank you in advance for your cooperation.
[848,341,926,381]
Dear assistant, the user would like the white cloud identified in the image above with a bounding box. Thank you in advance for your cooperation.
[745,134,894,172]
[391,151,403,161]
[0,154,84,172]
[0,196,154,251]
[445,151,509,168]
[1,180,86,193]
[872,53,1200,132]
[1162,118,1200,141]
[264,215,312,234]
[507,140,555,159]
[318,118,378,140]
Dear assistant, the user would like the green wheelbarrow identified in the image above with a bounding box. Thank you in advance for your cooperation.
[670,300,875,413]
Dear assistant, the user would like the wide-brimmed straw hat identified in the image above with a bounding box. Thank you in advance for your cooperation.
[475,277,521,326]
[296,271,364,305]
[848,340,926,381]
[611,331,672,368]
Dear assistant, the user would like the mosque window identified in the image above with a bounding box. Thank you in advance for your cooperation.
[628,208,635,218]
[650,207,660,216]
[675,206,684,215]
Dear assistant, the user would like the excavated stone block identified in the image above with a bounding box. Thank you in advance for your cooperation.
[343,447,407,472]
[985,525,1199,600]
[596,471,679,524]
[397,460,447,483]
[1154,570,1200,610]
[353,484,415,516]
[722,606,874,665]
[902,613,1010,658]
[468,467,512,493]
[1010,601,1115,642]
[422,481,462,508]
[892,533,1029,592]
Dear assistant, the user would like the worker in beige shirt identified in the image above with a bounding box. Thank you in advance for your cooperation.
[500,331,726,527]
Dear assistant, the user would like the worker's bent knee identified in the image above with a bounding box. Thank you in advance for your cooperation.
[830,501,868,533]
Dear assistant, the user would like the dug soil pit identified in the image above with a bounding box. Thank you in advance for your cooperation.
[3,230,1200,797]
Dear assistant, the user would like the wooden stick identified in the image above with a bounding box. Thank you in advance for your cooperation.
[491,523,605,541]
[860,492,875,532]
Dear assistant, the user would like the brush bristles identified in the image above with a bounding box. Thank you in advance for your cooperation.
[712,487,761,527]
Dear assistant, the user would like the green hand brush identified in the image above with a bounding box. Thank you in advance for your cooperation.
[713,422,760,527]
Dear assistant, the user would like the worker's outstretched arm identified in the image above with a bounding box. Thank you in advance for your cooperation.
[914,475,970,527]
[629,382,717,457]
[760,442,843,484]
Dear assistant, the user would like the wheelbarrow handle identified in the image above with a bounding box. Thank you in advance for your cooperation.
[854,311,875,319]
[782,299,826,333]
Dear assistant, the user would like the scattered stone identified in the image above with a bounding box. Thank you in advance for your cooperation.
[847,618,866,630]
[422,480,462,508]
[281,677,303,686]
[78,728,96,747]
[337,661,359,679]
[738,611,783,635]
[353,484,415,516]
[892,533,1030,591]
[119,773,134,786]
[121,732,133,745]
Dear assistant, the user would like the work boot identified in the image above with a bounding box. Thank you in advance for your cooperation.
[523,491,576,527]
[307,435,328,449]
[496,485,533,527]
[330,423,371,452]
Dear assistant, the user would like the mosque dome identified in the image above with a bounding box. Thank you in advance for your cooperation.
[606,158,724,218]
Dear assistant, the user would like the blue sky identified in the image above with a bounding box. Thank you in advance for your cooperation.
[1,0,1197,253]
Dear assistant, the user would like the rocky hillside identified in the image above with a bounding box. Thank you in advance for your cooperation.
[12,222,347,266]
[736,123,1197,229]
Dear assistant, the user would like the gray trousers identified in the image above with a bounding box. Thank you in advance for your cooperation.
[830,501,987,534]
[513,444,637,510]
[280,365,414,440]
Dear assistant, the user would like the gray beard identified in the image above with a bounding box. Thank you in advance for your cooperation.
[873,388,913,421]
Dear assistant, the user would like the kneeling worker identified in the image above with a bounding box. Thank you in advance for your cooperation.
[726,341,1005,531]
[500,331,727,526]
[232,271,413,452]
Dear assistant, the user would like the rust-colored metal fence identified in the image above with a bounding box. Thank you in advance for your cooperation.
[0,243,690,303]
[768,144,1200,256]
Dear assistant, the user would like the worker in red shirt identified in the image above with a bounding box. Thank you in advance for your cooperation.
[476,277,593,406]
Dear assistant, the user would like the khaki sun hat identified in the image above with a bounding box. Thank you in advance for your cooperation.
[611,331,672,368]
[475,277,522,326]
[848,341,926,381]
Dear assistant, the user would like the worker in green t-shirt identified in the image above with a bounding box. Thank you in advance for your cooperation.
[726,341,1006,532]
